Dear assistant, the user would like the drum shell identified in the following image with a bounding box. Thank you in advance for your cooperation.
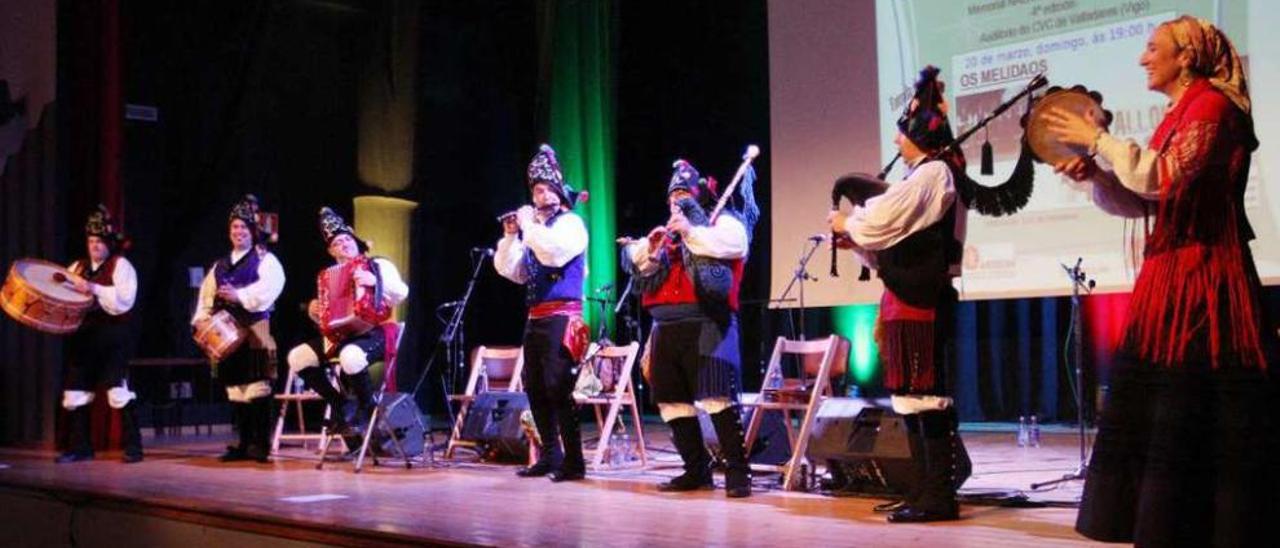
[194,310,247,362]
[0,259,93,334]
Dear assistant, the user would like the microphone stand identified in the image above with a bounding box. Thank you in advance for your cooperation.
[1031,258,1095,491]
[614,275,641,342]
[772,236,824,341]
[410,249,488,448]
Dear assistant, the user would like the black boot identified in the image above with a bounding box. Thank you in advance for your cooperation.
[298,366,351,434]
[243,396,272,463]
[879,414,928,512]
[517,399,563,477]
[658,416,714,492]
[710,408,752,498]
[548,401,585,482]
[219,402,251,462]
[120,401,144,463]
[889,409,960,523]
[55,406,95,464]
[342,371,376,433]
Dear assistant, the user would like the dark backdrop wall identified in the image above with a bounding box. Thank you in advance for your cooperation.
[122,0,366,365]
[614,1,775,401]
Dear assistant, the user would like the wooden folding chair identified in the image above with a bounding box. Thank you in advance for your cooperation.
[573,341,647,469]
[316,322,408,470]
[443,345,525,459]
[742,335,849,491]
[272,363,344,455]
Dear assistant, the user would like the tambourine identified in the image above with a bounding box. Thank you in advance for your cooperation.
[1022,85,1113,165]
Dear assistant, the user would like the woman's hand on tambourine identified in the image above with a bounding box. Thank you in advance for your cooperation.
[1053,156,1098,182]
[1043,106,1103,148]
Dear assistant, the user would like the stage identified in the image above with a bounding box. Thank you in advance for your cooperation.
[0,423,1107,547]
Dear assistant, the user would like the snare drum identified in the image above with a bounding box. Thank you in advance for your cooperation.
[194,310,247,362]
[0,259,94,334]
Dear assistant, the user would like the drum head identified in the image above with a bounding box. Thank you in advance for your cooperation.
[1026,90,1105,165]
[14,259,93,304]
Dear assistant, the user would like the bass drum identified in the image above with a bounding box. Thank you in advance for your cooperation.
[0,259,94,334]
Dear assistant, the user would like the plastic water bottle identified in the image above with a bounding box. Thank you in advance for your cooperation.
[609,433,624,467]
[1017,416,1029,447]
[1029,415,1041,448]
[620,433,634,464]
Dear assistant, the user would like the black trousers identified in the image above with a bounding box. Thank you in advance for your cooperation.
[521,315,583,468]
[65,322,129,391]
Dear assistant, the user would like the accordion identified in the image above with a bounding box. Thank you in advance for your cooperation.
[317,256,391,343]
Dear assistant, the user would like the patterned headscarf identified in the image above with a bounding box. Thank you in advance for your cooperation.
[1164,15,1251,114]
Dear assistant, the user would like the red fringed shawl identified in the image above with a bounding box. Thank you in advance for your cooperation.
[1123,79,1267,370]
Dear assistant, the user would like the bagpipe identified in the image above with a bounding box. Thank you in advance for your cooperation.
[828,73,1112,279]
[650,144,761,262]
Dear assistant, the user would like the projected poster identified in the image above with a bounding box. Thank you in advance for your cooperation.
[768,0,1280,306]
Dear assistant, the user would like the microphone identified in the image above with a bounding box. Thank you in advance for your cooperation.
[808,233,830,242]
[471,247,494,257]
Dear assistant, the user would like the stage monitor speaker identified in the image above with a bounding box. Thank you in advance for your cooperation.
[371,392,425,457]
[806,398,970,496]
[460,392,530,460]
[697,406,792,465]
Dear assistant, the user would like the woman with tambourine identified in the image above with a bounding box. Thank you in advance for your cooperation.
[1046,15,1279,546]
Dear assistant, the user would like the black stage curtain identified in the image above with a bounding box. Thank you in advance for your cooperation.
[121,0,367,362]
[0,105,62,446]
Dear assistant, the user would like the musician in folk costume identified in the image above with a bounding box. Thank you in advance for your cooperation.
[1047,16,1280,545]
[191,195,285,463]
[57,205,142,464]
[621,158,760,498]
[494,144,591,482]
[286,207,408,436]
[827,66,968,522]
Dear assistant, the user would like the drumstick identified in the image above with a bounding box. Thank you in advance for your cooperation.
[51,271,78,291]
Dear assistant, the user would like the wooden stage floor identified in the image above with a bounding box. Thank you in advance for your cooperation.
[0,424,1109,547]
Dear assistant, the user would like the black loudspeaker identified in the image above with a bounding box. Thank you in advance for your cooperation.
[371,392,425,458]
[460,392,530,460]
[806,398,971,496]
[697,407,792,465]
